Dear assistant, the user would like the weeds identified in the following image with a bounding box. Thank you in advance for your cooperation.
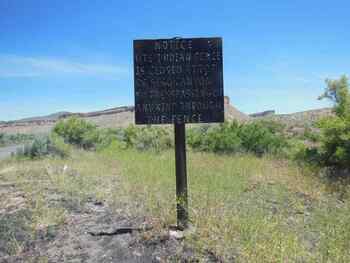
[101,145,350,262]
[1,146,350,261]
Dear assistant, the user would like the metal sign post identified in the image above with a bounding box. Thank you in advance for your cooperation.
[174,122,188,229]
[133,37,224,229]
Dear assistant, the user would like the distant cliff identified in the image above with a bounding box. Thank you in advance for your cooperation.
[249,110,275,118]
[251,108,333,127]
[0,100,333,135]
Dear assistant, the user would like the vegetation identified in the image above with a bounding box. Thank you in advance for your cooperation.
[0,133,35,147]
[1,76,350,261]
[107,148,350,262]
[52,117,174,152]
[15,134,71,160]
[53,117,98,149]
[2,146,350,261]
[316,75,350,170]
[187,120,288,156]
[51,116,289,156]
[0,151,114,259]
[285,75,350,175]
[123,125,173,151]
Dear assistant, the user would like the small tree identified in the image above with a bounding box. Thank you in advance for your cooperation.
[317,75,350,169]
[319,75,350,118]
[238,121,287,156]
[53,117,98,148]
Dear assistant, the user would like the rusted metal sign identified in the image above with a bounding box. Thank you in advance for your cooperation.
[134,37,224,124]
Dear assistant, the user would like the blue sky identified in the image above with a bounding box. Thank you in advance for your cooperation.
[1,0,349,121]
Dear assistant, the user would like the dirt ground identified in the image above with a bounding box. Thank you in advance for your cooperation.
[0,169,217,263]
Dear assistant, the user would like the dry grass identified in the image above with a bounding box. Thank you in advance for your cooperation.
[102,147,350,262]
[0,151,120,257]
[1,148,350,262]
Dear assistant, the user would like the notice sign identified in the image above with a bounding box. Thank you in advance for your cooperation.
[133,37,224,124]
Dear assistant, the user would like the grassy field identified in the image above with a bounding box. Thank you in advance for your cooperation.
[1,147,350,262]
[109,148,350,262]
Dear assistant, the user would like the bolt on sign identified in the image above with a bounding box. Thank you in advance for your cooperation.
[133,37,224,125]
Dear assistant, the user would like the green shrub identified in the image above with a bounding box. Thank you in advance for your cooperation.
[123,125,173,152]
[187,121,287,156]
[50,117,287,156]
[53,117,98,149]
[239,122,287,156]
[81,129,100,149]
[16,135,71,159]
[123,125,139,148]
[201,122,242,153]
[302,126,320,142]
[291,75,350,170]
[52,118,173,152]
[95,128,125,151]
[0,133,35,147]
[99,139,128,155]
[15,138,50,159]
[316,75,350,170]
[317,116,350,169]
[49,133,72,158]
[187,124,211,150]
[254,119,286,134]
[292,141,321,165]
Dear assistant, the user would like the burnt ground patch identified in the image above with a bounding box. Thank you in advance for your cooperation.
[0,177,216,263]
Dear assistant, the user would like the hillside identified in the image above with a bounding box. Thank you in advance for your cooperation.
[0,98,332,135]
[15,112,73,123]
[255,108,334,127]
[0,106,135,135]
[0,98,249,134]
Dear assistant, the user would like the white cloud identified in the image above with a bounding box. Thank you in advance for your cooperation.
[0,55,129,78]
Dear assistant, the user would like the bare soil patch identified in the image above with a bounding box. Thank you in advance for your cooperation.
[0,169,212,263]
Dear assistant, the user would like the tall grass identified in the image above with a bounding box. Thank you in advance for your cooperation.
[102,145,350,262]
[1,147,350,261]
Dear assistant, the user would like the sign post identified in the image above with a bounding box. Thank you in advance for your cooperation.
[174,122,188,229]
[133,37,224,229]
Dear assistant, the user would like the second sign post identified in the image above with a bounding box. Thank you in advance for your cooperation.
[133,37,224,228]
